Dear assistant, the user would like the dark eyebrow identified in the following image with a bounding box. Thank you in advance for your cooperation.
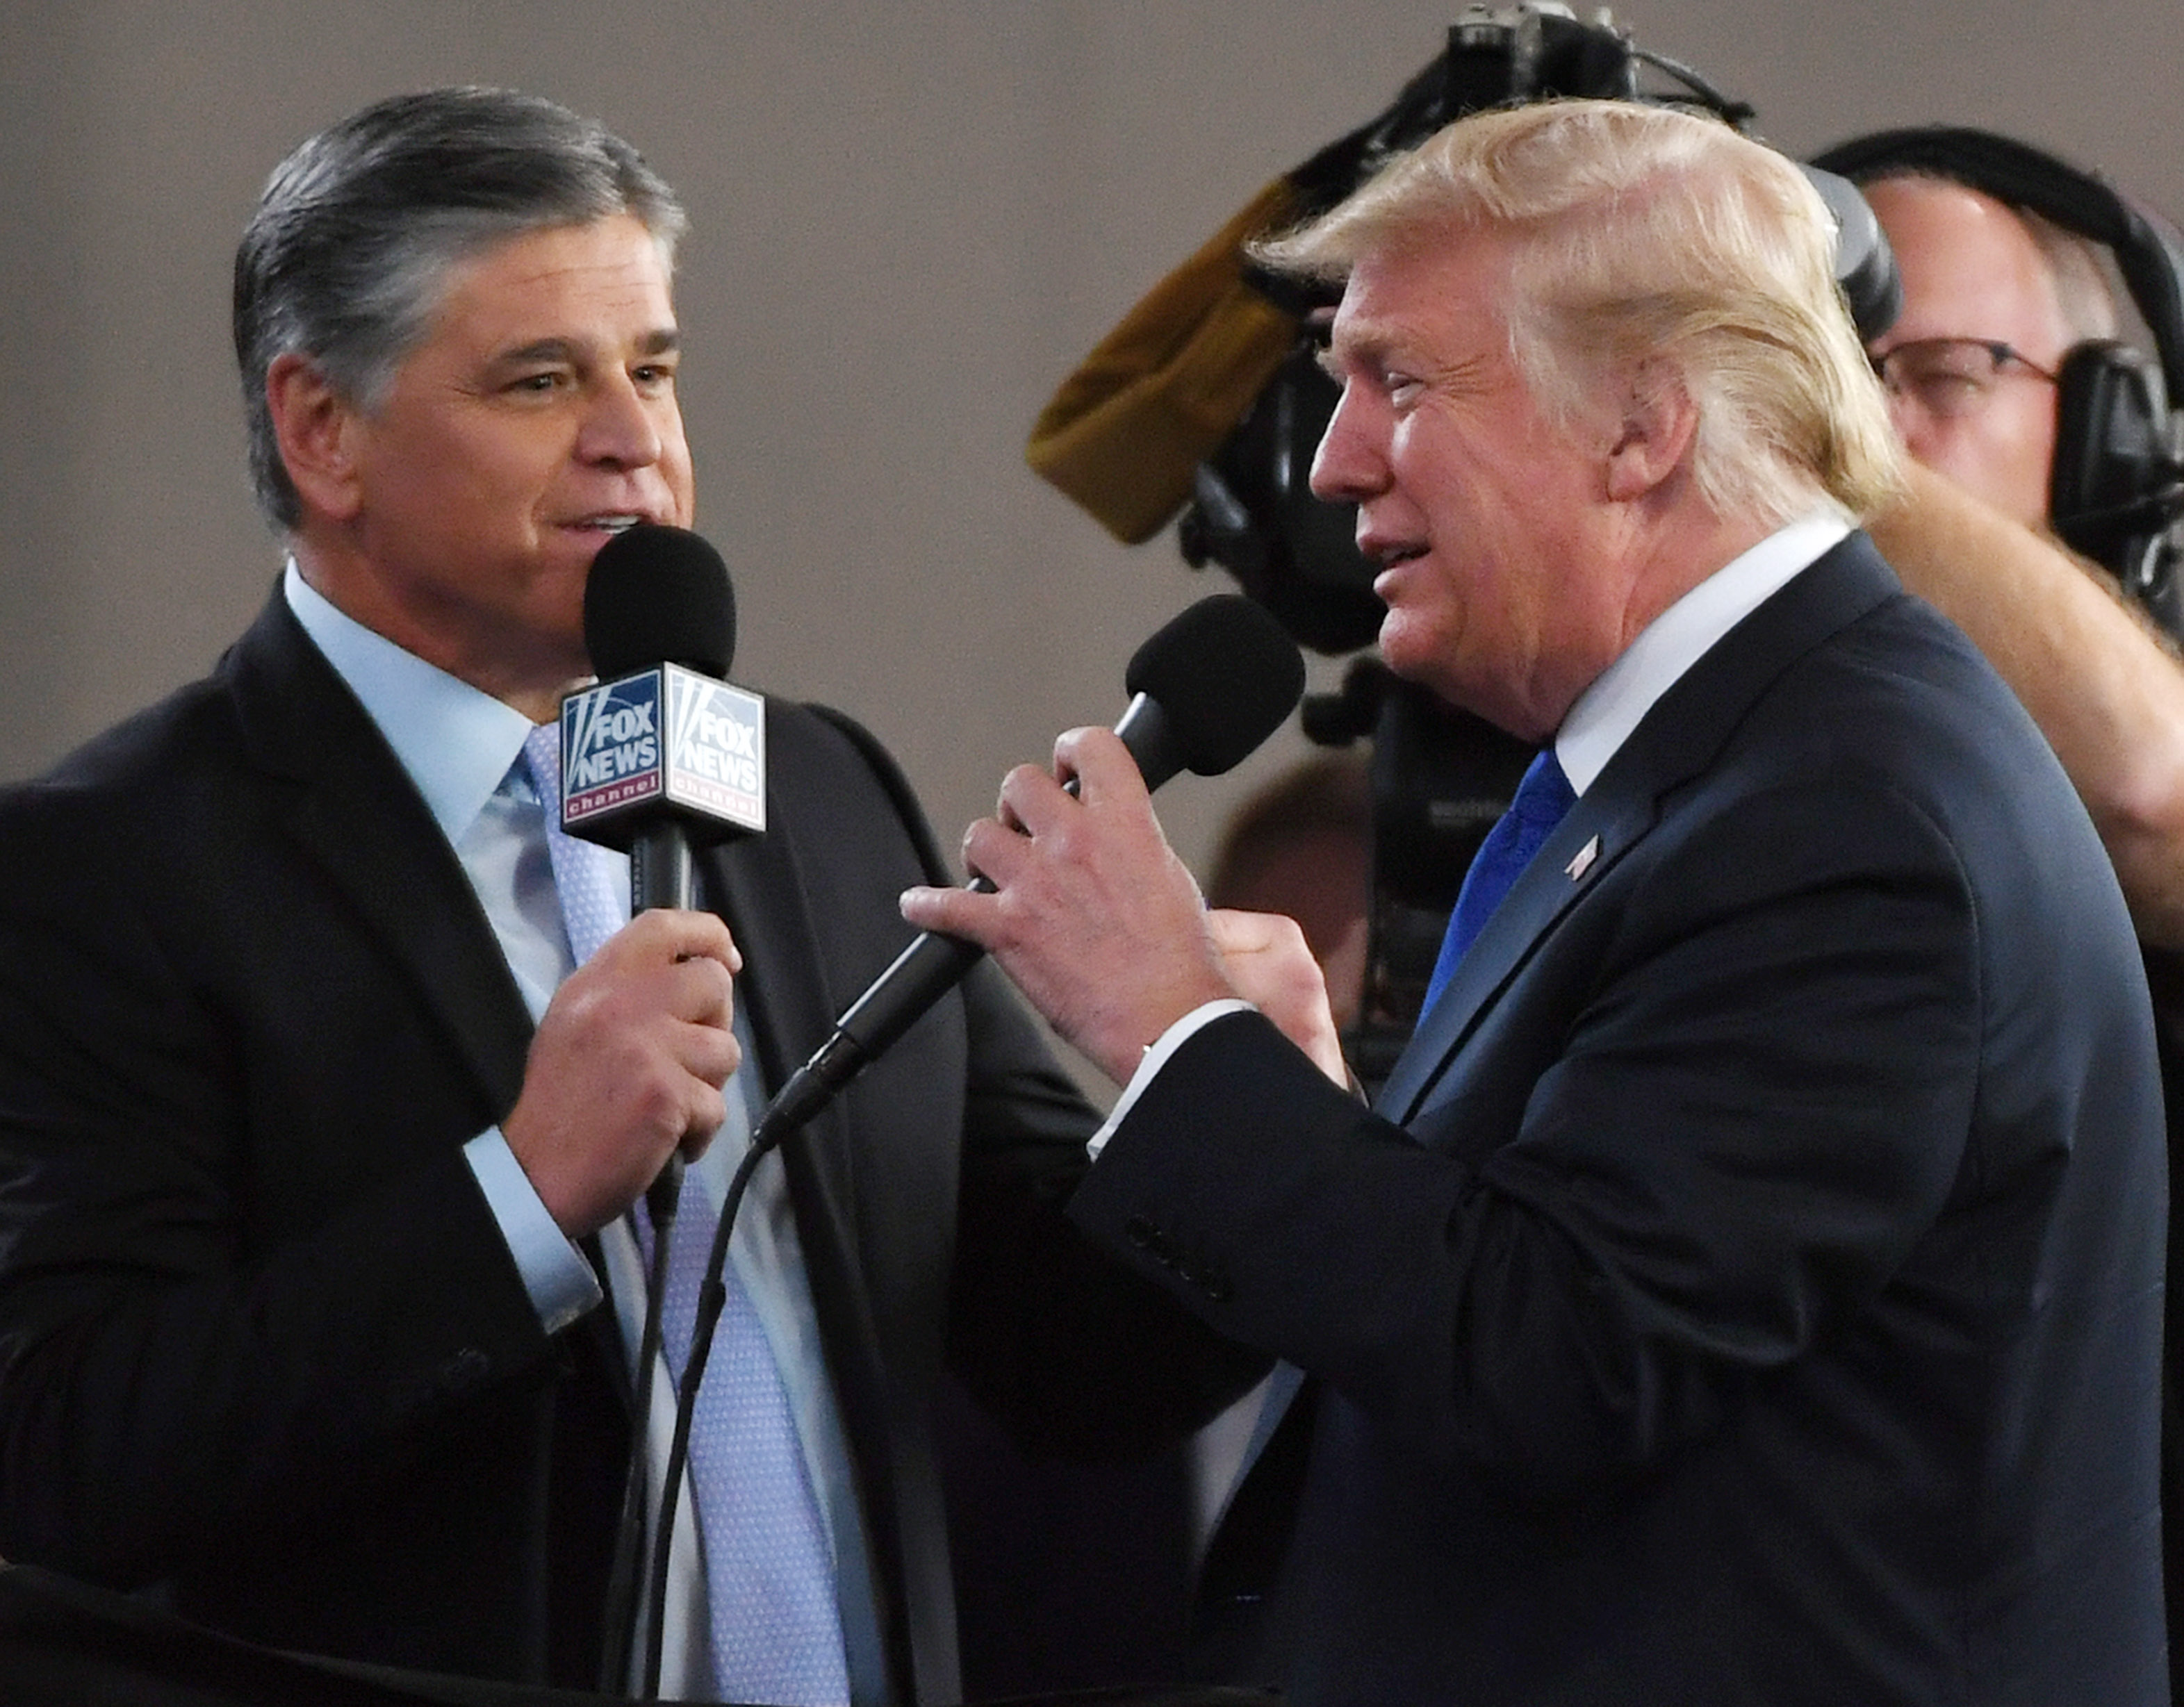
[490,328,681,369]
[493,338,579,370]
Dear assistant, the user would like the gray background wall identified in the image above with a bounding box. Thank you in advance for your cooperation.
[5,0,2181,885]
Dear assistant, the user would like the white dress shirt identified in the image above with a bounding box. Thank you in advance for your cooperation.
[1094,505,1854,1154]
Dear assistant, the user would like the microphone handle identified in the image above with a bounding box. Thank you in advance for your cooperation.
[629,818,698,1226]
[630,819,696,914]
[755,691,1183,1149]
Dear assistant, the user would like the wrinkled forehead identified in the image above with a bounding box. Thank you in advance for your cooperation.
[1327,229,1513,355]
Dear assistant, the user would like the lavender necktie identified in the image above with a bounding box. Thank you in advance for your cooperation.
[520,723,848,1704]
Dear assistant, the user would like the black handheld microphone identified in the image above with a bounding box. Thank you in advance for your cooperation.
[756,591,1307,1146]
[561,523,757,1695]
[564,522,760,906]
[561,522,762,1224]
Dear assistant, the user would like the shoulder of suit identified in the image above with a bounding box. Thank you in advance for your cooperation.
[1,591,312,848]
[765,696,919,801]
[750,695,955,886]
[8,666,239,810]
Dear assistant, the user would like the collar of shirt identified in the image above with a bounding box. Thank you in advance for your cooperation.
[283,562,540,838]
[1554,508,1853,795]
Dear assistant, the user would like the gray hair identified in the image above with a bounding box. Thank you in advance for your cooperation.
[2021,204,2122,343]
[1255,99,1905,527]
[233,86,687,531]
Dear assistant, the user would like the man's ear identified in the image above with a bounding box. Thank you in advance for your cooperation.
[265,353,365,523]
[1604,368,1698,503]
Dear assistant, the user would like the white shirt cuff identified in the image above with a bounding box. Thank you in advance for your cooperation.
[1086,998,1256,1159]
[462,1129,602,1333]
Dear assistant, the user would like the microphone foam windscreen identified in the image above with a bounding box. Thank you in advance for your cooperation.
[1125,594,1306,775]
[584,524,737,679]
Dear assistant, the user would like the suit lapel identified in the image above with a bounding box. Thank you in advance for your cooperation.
[224,590,535,1123]
[702,782,859,1224]
[1377,784,1651,1123]
[1375,534,1905,1128]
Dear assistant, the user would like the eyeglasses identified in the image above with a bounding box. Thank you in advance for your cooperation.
[1869,337,2062,421]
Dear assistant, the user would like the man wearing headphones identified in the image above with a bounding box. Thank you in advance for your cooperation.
[1821,131,2184,945]
[1824,128,2184,1683]
[1866,172,2121,529]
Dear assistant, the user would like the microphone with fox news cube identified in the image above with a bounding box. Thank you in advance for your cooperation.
[552,522,762,1695]
[561,522,762,906]
[638,588,1307,1693]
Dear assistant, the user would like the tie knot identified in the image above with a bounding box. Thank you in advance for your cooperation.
[522,720,562,805]
[1509,748,1575,830]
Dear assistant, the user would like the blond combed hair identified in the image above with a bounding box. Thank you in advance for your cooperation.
[1256,99,1905,526]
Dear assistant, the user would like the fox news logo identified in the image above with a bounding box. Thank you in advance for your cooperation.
[560,666,765,837]
[663,667,765,830]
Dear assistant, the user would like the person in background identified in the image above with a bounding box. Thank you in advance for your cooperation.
[1840,141,2184,1697]
[1851,162,2184,945]
[1204,750,1374,1032]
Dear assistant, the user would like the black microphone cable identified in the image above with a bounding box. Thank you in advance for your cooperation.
[597,1174,680,1695]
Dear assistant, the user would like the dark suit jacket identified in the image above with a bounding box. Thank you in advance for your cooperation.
[0,591,1250,1701]
[1070,536,2171,1704]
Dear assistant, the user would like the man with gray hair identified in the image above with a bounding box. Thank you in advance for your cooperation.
[1862,171,2118,529]
[906,99,2169,1703]
[0,86,1249,1703]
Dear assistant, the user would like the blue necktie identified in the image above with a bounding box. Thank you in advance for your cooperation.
[520,724,849,1705]
[1420,748,1576,1019]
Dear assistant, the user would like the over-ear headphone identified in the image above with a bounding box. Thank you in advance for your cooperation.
[1812,126,2184,636]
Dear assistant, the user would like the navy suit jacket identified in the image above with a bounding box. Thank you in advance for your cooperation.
[0,589,1251,1699]
[1071,535,2170,1704]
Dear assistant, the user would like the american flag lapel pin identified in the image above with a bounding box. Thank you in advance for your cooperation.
[1566,835,1600,881]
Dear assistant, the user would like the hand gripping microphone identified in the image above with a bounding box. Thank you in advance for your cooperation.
[758,590,1307,1148]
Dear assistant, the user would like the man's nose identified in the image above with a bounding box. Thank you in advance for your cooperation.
[579,376,665,468]
[1310,389,1386,504]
